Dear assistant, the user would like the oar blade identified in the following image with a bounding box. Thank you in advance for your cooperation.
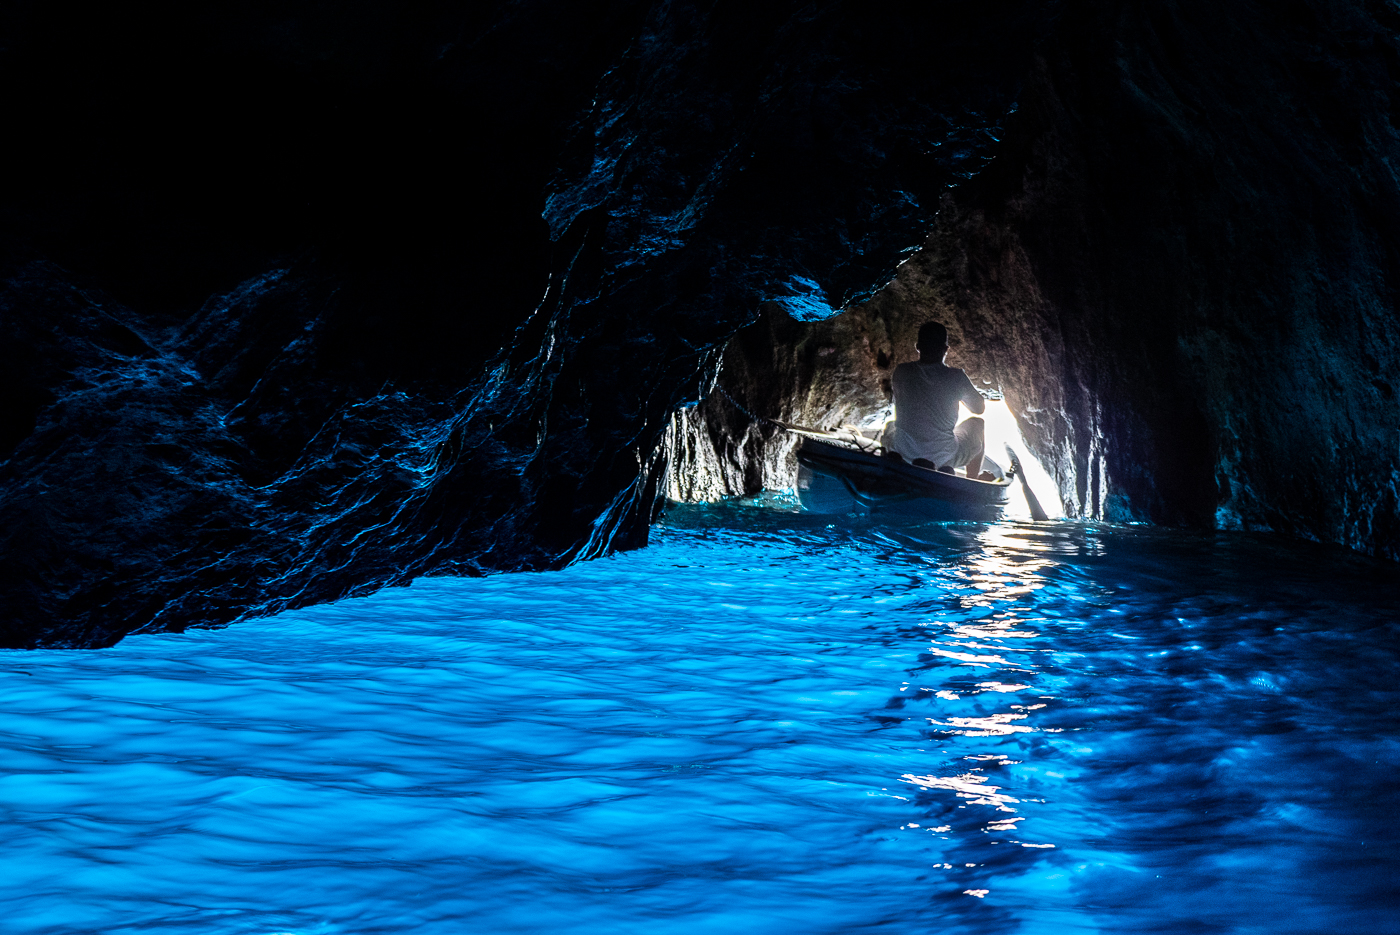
[1004,444,1049,521]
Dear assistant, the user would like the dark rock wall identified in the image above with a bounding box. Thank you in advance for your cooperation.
[1,1,1041,647]
[953,0,1400,549]
[7,0,1399,647]
[677,0,1400,563]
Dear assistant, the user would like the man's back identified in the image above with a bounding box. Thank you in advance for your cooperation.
[885,361,982,466]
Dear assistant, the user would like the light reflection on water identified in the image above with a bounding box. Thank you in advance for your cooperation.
[2,504,1398,934]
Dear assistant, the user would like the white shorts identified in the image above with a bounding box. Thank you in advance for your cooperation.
[944,417,985,469]
[884,416,984,469]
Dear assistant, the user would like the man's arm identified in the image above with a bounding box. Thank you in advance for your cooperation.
[959,370,986,414]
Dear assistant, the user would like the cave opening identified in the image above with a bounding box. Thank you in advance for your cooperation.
[664,289,1067,521]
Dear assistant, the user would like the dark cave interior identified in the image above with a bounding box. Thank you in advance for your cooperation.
[3,0,1399,647]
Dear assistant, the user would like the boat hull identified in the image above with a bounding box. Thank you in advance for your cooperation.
[795,438,1011,522]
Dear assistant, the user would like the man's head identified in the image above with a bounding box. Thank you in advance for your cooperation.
[916,321,949,359]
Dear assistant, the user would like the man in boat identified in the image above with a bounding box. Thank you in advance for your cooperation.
[882,321,997,480]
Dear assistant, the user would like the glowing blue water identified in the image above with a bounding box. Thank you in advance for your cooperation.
[4,504,1398,935]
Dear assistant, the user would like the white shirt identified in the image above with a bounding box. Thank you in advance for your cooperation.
[883,362,982,466]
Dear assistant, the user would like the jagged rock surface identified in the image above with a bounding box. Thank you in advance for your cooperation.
[8,0,1400,648]
[664,304,900,502]
[0,1,1040,646]
[676,0,1400,564]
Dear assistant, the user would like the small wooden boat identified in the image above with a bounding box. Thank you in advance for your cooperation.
[792,432,1014,522]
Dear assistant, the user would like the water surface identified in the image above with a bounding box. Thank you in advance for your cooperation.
[3,504,1398,934]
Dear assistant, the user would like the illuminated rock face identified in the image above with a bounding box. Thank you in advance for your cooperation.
[0,1,1038,646]
[674,0,1400,563]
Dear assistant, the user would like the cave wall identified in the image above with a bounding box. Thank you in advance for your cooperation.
[676,0,1400,563]
[664,303,900,501]
[7,0,1399,648]
[948,0,1400,551]
[0,0,1043,647]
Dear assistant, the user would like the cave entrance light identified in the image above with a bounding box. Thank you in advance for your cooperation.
[957,399,1064,520]
[840,395,1064,520]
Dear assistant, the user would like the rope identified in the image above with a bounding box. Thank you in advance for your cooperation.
[711,384,881,453]
[713,384,779,426]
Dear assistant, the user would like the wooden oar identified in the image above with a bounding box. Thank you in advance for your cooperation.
[1004,444,1049,521]
[771,419,846,437]
[773,421,887,455]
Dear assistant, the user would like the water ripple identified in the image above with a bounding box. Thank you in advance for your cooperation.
[2,505,1398,934]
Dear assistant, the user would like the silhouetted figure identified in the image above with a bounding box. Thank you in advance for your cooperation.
[882,322,996,480]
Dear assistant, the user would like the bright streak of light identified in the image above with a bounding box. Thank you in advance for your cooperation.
[901,772,1020,812]
[960,398,1065,519]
